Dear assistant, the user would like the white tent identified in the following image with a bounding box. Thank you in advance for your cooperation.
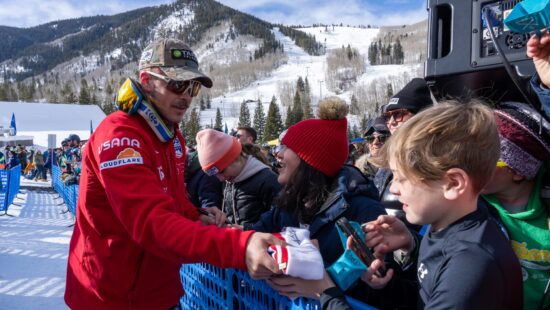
[0,101,106,147]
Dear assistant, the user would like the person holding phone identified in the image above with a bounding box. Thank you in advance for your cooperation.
[359,101,522,309]
[253,97,391,307]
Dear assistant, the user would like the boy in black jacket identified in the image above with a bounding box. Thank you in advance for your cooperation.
[316,101,523,309]
[359,101,523,309]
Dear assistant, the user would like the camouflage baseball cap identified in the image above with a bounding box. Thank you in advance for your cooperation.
[139,38,213,88]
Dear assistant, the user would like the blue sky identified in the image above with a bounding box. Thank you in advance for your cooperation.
[0,0,426,28]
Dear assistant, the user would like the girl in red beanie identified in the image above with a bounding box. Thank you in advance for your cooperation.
[253,97,397,308]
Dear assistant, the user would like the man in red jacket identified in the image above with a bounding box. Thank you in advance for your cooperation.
[65,39,282,310]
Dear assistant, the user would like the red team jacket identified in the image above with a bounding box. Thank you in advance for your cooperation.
[65,111,253,309]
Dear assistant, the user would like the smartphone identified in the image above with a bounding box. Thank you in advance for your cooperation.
[336,217,386,277]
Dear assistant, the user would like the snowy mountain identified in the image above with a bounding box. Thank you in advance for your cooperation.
[0,0,426,137]
[201,25,423,131]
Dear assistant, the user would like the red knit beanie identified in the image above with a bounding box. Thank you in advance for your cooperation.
[196,129,242,176]
[282,96,349,177]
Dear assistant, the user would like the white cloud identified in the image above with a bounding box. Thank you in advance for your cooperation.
[0,0,427,28]
[0,0,173,28]
[218,0,427,26]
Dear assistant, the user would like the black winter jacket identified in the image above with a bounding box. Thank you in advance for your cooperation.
[224,167,280,230]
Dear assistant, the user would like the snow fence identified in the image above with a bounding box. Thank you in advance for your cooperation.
[52,165,78,216]
[0,164,21,214]
[180,263,378,310]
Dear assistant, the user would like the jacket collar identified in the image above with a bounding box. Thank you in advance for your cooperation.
[115,78,175,143]
[308,165,378,236]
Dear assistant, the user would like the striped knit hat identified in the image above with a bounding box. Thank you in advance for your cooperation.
[282,96,349,177]
[494,102,550,180]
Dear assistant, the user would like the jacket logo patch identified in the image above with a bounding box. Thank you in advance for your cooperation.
[100,148,143,170]
[173,137,183,158]
[98,137,141,154]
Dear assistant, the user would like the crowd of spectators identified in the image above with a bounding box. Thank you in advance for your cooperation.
[0,133,84,187]
[45,35,550,309]
[183,73,549,308]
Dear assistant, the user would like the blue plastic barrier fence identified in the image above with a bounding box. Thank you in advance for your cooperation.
[180,263,379,310]
[0,165,21,214]
[52,165,79,216]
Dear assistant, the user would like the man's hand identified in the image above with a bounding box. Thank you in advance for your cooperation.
[361,215,413,255]
[527,31,550,87]
[245,232,284,279]
[267,271,335,299]
[360,259,394,289]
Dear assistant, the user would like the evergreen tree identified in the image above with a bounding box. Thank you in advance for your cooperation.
[29,77,36,100]
[214,107,223,130]
[302,77,313,119]
[183,108,201,148]
[238,100,251,127]
[386,83,394,101]
[61,82,76,103]
[360,114,369,134]
[79,79,91,104]
[304,77,311,96]
[102,101,116,115]
[394,39,404,64]
[0,84,7,101]
[302,96,313,120]
[8,85,18,102]
[18,82,32,102]
[297,76,305,92]
[253,99,266,142]
[291,88,304,125]
[285,105,294,128]
[368,43,377,65]
[264,96,284,141]
[199,96,206,111]
[105,83,114,98]
[91,92,98,105]
[206,94,212,109]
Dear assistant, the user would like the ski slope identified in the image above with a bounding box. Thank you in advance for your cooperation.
[201,26,422,130]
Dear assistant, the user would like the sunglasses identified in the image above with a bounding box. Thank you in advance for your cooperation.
[382,109,412,123]
[365,134,388,143]
[147,71,202,97]
[274,144,287,155]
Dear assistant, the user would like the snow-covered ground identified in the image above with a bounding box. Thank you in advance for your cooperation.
[0,185,73,310]
[0,102,106,148]
[200,26,421,129]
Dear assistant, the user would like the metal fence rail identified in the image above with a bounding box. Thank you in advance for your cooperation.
[180,263,378,310]
[52,165,78,216]
[0,165,21,214]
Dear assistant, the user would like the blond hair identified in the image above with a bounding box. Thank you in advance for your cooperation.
[380,100,500,192]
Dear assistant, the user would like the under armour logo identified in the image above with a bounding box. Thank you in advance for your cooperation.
[418,263,428,281]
